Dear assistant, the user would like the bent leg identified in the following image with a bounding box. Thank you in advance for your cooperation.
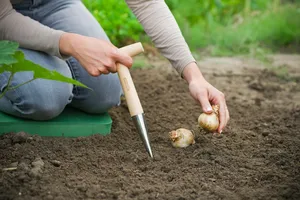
[38,0,122,114]
[0,48,73,120]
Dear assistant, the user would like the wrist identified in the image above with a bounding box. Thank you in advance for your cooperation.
[59,33,78,56]
[182,62,206,84]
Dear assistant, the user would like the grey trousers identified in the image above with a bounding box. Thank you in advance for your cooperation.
[0,0,123,120]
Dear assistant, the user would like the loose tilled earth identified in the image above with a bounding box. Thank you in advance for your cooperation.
[0,54,300,200]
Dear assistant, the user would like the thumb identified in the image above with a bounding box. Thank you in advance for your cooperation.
[112,49,133,68]
[197,92,213,113]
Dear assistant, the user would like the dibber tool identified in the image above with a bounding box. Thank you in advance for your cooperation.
[117,43,153,158]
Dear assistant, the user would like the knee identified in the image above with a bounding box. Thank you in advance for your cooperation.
[85,87,122,114]
[0,48,74,120]
[78,78,123,114]
[28,91,73,121]
[85,98,121,114]
[17,80,73,120]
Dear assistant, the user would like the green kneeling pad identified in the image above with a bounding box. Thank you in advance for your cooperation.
[0,107,112,137]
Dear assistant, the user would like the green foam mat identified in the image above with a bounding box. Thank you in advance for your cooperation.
[0,107,112,137]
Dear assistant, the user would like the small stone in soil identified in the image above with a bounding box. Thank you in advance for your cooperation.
[77,183,87,192]
[262,131,269,137]
[50,160,61,167]
[12,132,30,144]
[32,158,44,168]
[29,158,44,177]
[30,168,42,178]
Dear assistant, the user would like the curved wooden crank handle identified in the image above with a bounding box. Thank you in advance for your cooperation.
[117,43,144,117]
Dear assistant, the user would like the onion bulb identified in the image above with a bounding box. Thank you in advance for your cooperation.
[198,105,220,132]
[169,128,195,148]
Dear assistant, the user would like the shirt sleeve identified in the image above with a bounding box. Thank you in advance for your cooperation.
[0,0,66,59]
[125,0,196,76]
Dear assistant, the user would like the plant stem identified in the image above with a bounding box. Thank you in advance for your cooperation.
[0,72,14,99]
[8,78,35,90]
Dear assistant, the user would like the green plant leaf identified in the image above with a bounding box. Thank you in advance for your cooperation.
[0,40,19,65]
[3,51,90,89]
[0,65,12,74]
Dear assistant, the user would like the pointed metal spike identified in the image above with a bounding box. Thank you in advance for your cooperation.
[132,114,153,158]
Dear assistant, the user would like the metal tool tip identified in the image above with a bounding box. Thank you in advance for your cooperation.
[148,149,153,159]
[132,114,153,158]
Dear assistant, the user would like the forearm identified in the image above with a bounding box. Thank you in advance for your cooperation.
[0,0,66,58]
[126,0,196,76]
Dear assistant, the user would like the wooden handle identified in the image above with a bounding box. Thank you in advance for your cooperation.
[117,42,144,116]
[119,42,144,57]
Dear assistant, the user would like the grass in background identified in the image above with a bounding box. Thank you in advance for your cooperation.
[183,4,300,57]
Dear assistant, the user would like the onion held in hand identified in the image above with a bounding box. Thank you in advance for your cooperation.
[169,128,195,148]
[198,105,220,132]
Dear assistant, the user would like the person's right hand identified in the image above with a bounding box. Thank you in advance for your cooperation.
[59,33,133,76]
[183,62,230,134]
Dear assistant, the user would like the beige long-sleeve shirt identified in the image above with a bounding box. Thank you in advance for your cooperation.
[0,0,195,76]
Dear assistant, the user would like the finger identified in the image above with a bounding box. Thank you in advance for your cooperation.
[197,91,213,113]
[104,60,117,73]
[217,96,226,134]
[111,49,133,68]
[89,67,101,77]
[97,66,110,75]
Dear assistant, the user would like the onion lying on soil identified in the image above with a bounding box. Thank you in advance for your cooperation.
[198,105,220,132]
[169,128,195,148]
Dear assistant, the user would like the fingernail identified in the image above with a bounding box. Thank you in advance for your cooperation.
[206,107,212,112]
[220,130,223,134]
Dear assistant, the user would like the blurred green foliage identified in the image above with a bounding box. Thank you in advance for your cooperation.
[168,0,300,55]
[185,3,300,55]
[82,0,144,46]
[165,0,275,26]
[82,0,300,55]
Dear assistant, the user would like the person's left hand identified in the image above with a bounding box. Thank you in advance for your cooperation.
[183,62,230,134]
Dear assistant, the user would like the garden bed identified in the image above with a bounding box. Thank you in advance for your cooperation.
[0,55,299,200]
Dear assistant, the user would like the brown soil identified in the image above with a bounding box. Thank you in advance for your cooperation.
[0,54,300,200]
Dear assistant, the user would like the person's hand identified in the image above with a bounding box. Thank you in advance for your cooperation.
[183,62,230,134]
[59,33,133,76]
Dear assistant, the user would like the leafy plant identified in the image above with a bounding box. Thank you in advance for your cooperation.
[0,40,89,99]
[82,0,144,46]
[0,41,19,65]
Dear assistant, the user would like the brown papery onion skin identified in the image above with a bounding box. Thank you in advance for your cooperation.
[198,105,220,132]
